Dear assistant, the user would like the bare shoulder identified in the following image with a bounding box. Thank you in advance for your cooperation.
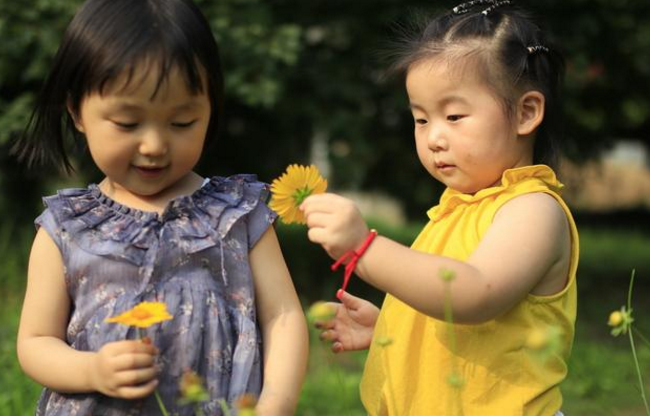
[495,192,568,231]
[494,192,571,295]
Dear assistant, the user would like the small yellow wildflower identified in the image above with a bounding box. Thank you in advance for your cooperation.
[235,393,258,416]
[105,301,173,328]
[269,164,327,224]
[608,311,623,327]
[525,326,562,361]
[608,306,634,337]
[375,336,394,347]
[179,370,209,405]
[439,268,456,282]
[307,301,336,323]
[446,372,465,389]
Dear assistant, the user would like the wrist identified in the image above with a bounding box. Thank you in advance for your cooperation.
[331,229,378,299]
[84,351,100,393]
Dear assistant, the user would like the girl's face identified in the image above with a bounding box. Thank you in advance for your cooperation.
[406,58,534,194]
[72,62,211,200]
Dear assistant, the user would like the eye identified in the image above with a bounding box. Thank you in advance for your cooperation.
[414,118,428,126]
[112,121,139,130]
[447,114,465,122]
[171,120,197,128]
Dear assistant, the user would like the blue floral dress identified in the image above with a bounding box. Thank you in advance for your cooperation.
[33,175,277,416]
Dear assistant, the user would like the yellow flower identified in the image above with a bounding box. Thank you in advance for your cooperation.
[235,393,258,416]
[269,164,327,224]
[439,268,456,282]
[446,372,465,389]
[179,370,209,405]
[608,306,634,336]
[525,326,562,361]
[608,311,623,327]
[307,301,336,323]
[105,301,173,328]
[375,336,394,347]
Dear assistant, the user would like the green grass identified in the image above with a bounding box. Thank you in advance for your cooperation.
[2,225,650,415]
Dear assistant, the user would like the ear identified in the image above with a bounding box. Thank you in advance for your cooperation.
[66,99,85,133]
[516,90,545,136]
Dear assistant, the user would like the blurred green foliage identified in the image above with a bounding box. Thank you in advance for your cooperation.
[2,0,650,222]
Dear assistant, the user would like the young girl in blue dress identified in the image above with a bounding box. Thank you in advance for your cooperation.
[15,0,308,415]
[303,1,575,415]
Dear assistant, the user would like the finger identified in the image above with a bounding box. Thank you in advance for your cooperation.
[332,342,344,354]
[306,227,328,245]
[116,367,159,387]
[314,319,335,330]
[339,291,363,311]
[304,212,331,229]
[113,340,159,355]
[113,352,157,371]
[301,193,339,213]
[319,329,337,342]
[115,379,159,400]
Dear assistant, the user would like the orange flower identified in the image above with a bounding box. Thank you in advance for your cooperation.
[105,301,173,328]
[269,164,327,224]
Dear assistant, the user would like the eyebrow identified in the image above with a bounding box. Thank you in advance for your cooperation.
[409,95,470,111]
[108,100,205,112]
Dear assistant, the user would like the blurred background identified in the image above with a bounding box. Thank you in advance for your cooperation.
[1,0,649,415]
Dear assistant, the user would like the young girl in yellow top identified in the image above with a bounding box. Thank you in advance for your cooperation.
[301,1,577,415]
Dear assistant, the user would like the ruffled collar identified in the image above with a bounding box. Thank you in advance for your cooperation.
[427,165,563,222]
[43,174,271,266]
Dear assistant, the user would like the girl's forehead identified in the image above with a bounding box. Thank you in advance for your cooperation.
[99,58,206,100]
[406,58,486,96]
[408,53,486,84]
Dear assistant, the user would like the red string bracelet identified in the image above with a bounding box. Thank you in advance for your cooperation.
[331,229,378,300]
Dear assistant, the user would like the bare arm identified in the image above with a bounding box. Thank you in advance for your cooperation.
[17,228,159,398]
[302,192,571,324]
[250,227,308,416]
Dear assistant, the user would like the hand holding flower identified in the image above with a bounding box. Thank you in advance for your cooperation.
[89,340,159,399]
[300,193,370,260]
[103,301,172,412]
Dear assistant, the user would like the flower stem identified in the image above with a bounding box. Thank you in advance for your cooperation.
[154,391,170,416]
[218,399,232,416]
[137,328,170,416]
[442,278,464,416]
[626,270,650,416]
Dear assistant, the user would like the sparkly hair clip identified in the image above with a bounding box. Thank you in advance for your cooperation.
[481,0,512,16]
[527,45,550,54]
[452,0,495,15]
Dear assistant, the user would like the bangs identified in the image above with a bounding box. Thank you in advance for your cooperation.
[65,0,220,112]
[93,50,206,100]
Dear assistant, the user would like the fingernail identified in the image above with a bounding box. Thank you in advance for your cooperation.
[336,289,344,300]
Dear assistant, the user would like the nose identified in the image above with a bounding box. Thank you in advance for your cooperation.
[139,129,168,157]
[427,125,448,151]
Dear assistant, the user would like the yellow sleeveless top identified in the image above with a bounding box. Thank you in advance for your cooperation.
[360,165,579,416]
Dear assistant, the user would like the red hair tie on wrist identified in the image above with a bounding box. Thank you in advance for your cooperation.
[331,229,378,300]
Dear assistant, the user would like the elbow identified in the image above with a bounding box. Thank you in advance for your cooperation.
[447,287,501,325]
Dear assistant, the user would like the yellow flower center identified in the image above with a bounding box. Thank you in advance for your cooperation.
[292,186,313,206]
[608,311,623,327]
[132,309,153,320]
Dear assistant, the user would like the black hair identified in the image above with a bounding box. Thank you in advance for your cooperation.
[14,0,224,173]
[389,1,565,168]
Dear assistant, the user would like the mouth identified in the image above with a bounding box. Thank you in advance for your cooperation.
[435,162,455,171]
[133,165,167,178]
